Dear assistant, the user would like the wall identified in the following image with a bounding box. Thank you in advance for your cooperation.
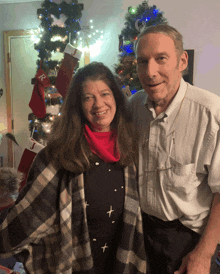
[0,0,220,165]
[0,1,42,166]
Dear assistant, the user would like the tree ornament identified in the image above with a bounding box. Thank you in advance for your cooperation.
[51,14,67,27]
[142,0,148,9]
[135,19,146,32]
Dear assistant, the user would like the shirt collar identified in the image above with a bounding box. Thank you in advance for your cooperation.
[145,78,187,118]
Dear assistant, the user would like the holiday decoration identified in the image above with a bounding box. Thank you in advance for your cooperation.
[29,67,50,118]
[128,6,138,15]
[56,43,82,97]
[35,0,83,72]
[27,0,84,142]
[114,0,167,94]
[73,20,104,59]
[17,138,44,191]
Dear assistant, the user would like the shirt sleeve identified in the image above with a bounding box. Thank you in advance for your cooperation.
[207,128,220,193]
[0,149,59,258]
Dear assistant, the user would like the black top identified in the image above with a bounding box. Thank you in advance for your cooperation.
[84,159,125,273]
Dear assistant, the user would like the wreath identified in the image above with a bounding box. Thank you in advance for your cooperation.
[35,0,84,71]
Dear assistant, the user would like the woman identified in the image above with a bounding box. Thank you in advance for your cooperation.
[0,62,147,274]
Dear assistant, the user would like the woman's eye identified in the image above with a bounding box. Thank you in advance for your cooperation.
[83,96,92,101]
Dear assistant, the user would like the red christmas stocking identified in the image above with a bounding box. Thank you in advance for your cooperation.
[29,68,50,118]
[56,43,82,98]
[17,138,45,191]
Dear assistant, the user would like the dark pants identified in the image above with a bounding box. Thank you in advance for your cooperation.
[142,213,201,274]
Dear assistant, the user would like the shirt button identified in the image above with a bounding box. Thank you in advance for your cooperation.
[95,162,99,166]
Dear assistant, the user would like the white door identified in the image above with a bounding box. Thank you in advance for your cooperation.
[10,35,38,168]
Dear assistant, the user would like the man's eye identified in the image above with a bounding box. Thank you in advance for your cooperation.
[158,56,166,61]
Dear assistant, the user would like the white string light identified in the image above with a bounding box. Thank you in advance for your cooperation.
[74,20,104,57]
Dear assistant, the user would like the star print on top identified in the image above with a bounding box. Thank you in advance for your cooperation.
[84,158,124,273]
[107,206,114,217]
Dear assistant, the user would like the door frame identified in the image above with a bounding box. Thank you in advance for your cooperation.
[4,29,34,167]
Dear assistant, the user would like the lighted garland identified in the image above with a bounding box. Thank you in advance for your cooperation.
[35,0,83,72]
[28,0,83,141]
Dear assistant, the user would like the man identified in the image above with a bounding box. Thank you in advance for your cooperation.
[129,24,220,274]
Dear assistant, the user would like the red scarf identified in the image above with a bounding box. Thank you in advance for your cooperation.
[84,125,120,163]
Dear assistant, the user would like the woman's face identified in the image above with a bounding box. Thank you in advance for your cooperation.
[81,80,117,132]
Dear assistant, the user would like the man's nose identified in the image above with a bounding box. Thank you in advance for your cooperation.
[146,59,158,78]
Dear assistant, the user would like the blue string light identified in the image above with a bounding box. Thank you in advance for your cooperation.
[123,44,134,55]
[131,89,137,95]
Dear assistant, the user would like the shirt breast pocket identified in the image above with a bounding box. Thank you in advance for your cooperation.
[162,157,199,195]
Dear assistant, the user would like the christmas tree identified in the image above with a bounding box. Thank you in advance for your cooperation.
[114,0,167,95]
[28,0,84,144]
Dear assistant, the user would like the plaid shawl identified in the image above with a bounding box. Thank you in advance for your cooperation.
[0,149,147,273]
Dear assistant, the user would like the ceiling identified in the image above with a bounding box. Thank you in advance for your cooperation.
[0,0,41,4]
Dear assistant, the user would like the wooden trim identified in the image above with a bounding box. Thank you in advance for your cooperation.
[3,30,35,167]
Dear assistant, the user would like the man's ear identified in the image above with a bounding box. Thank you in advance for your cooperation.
[179,51,188,72]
